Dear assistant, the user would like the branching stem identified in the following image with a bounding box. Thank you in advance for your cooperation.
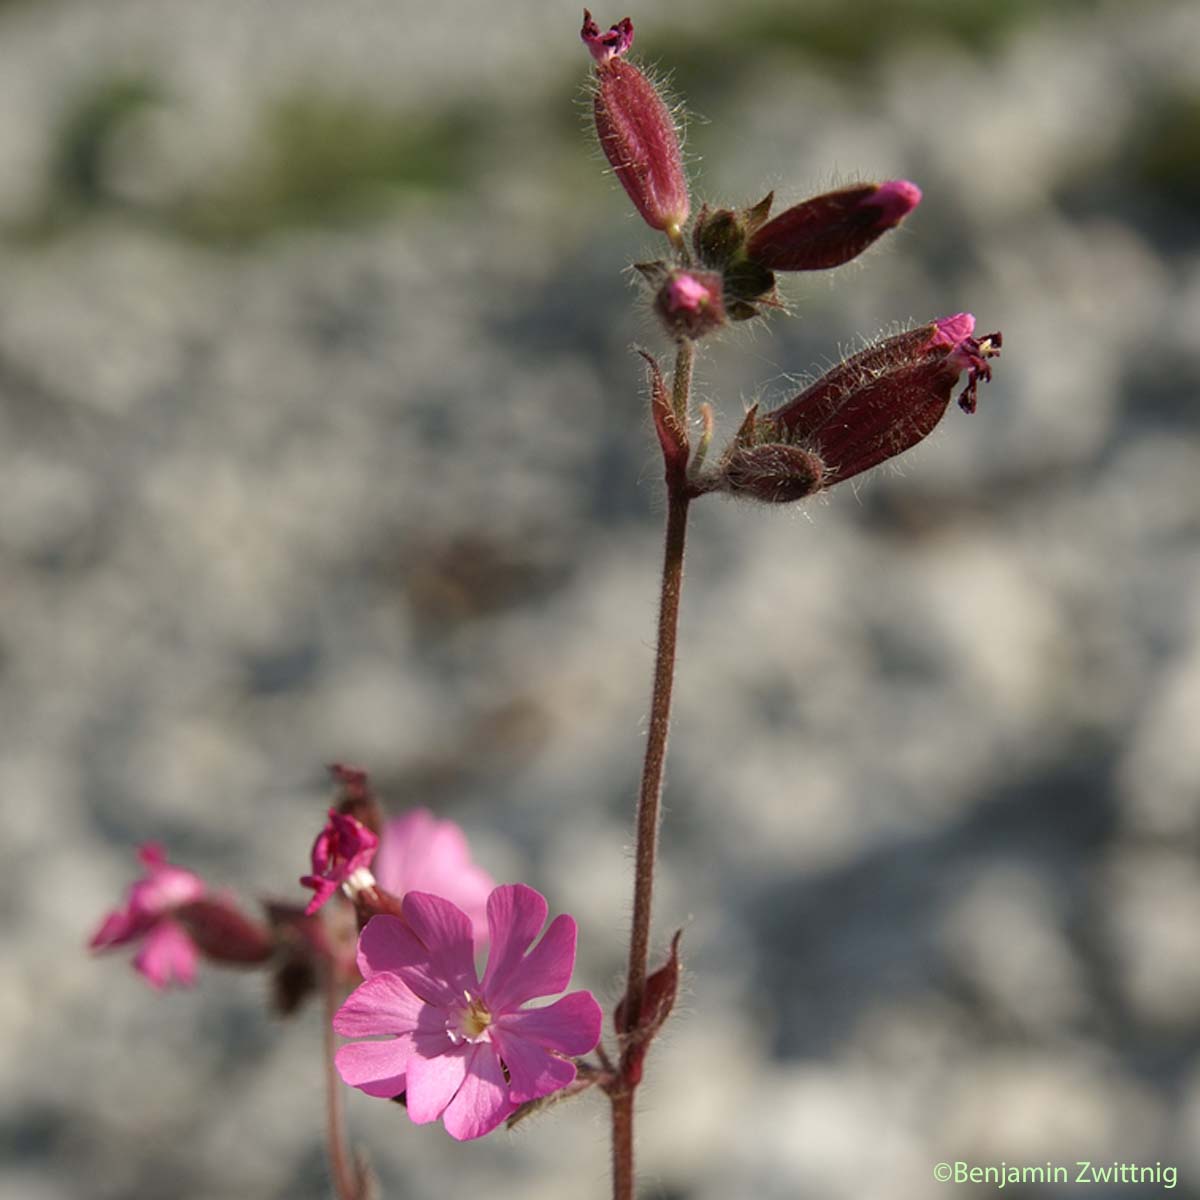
[610,338,694,1200]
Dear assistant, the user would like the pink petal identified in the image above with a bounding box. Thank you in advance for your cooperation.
[405,1043,471,1125]
[441,1044,515,1141]
[133,919,197,989]
[488,1026,577,1104]
[488,913,576,1013]
[372,810,437,892]
[481,884,549,1002]
[355,914,428,980]
[89,906,140,950]
[494,990,603,1057]
[333,973,427,1038]
[399,892,478,1003]
[374,812,494,943]
[335,1038,413,1098]
[299,875,338,916]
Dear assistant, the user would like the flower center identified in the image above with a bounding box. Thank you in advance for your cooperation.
[448,993,493,1045]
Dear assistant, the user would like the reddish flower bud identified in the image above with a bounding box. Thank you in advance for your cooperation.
[653,268,725,340]
[615,930,682,1086]
[760,313,1001,488]
[583,11,689,236]
[175,897,273,966]
[746,180,922,272]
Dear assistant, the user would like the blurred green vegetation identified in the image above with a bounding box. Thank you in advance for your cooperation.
[11,1,1185,250]
[1130,89,1200,208]
[178,93,481,244]
[14,77,483,247]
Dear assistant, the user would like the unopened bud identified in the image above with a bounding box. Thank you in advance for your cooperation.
[654,269,725,340]
[746,180,922,272]
[583,11,689,237]
[176,898,273,965]
[762,313,1002,486]
[717,442,825,503]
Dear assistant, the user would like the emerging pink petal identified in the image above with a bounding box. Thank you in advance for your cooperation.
[580,10,634,64]
[300,808,379,915]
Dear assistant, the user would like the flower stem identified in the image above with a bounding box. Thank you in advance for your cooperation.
[322,964,361,1200]
[611,339,694,1200]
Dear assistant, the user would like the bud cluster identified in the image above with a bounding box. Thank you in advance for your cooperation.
[581,11,1001,501]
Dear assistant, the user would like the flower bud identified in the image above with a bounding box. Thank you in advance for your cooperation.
[746,180,922,272]
[761,313,1002,487]
[717,442,826,503]
[583,11,689,237]
[653,269,725,340]
[175,898,273,965]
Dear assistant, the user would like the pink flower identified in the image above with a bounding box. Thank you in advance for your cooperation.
[89,843,206,989]
[300,809,380,916]
[334,884,603,1140]
[372,809,494,944]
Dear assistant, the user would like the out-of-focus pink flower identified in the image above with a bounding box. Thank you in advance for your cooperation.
[372,810,494,944]
[583,10,690,236]
[300,809,380,916]
[89,843,206,989]
[334,885,602,1140]
[745,181,922,272]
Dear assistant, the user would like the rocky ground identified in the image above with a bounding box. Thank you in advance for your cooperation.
[3,1,1200,1197]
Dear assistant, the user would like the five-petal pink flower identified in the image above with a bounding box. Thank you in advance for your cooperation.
[89,843,207,989]
[334,884,602,1140]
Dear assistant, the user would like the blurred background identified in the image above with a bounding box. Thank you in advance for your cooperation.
[4,0,1200,1196]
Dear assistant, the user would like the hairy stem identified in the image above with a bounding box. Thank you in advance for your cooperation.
[322,965,360,1200]
[611,339,694,1200]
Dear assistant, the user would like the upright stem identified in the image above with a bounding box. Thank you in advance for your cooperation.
[611,339,694,1200]
[322,965,360,1200]
[623,486,689,1025]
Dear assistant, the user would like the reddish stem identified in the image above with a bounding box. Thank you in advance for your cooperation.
[610,339,694,1200]
[322,963,360,1200]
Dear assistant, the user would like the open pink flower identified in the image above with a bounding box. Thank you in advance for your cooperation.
[300,808,380,915]
[89,843,206,989]
[334,884,602,1140]
[372,810,495,943]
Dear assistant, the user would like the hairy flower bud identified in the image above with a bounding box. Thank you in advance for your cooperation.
[654,269,725,340]
[760,313,1002,487]
[583,10,689,237]
[717,442,826,503]
[746,180,922,272]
